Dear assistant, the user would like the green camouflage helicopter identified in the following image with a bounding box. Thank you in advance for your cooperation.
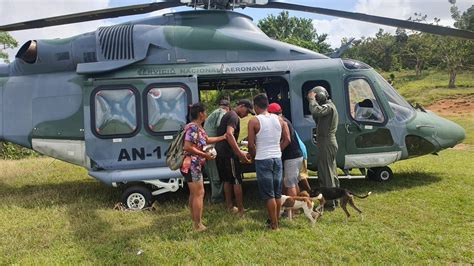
[0,0,469,209]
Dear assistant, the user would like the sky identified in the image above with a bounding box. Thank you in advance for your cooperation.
[0,0,472,61]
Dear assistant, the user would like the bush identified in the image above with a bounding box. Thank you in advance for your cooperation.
[0,141,40,160]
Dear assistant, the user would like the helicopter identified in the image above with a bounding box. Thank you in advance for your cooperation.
[0,0,470,209]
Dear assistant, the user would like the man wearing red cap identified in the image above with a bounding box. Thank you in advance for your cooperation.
[268,103,304,217]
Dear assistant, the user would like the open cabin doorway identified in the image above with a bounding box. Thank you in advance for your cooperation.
[198,74,291,121]
[197,74,290,174]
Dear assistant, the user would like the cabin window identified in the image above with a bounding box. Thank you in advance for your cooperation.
[263,82,291,121]
[145,86,188,133]
[347,78,385,124]
[93,87,139,137]
[302,80,331,116]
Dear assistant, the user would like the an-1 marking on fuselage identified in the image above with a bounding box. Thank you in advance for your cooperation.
[118,146,161,161]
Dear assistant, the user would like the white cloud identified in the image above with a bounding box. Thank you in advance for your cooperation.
[0,0,112,60]
[312,0,473,48]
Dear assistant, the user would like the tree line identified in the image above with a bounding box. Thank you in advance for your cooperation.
[1,1,473,87]
[258,2,473,88]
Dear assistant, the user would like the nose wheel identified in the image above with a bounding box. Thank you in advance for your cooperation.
[367,166,393,182]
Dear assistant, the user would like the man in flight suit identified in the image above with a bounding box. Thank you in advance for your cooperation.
[307,86,339,209]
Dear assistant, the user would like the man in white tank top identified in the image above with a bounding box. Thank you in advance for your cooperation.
[247,93,290,230]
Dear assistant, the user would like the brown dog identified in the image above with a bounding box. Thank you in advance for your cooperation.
[280,191,323,225]
[310,187,371,219]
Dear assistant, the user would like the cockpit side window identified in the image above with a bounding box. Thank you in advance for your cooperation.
[347,78,385,124]
[374,73,415,122]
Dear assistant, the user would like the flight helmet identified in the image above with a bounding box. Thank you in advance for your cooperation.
[311,86,329,105]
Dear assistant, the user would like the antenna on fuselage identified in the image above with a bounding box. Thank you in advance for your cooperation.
[328,38,357,58]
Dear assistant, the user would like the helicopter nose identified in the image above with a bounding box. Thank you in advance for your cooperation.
[407,111,465,154]
[434,114,465,149]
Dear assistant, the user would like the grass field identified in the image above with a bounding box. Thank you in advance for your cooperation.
[448,116,474,145]
[383,70,474,106]
[1,117,473,264]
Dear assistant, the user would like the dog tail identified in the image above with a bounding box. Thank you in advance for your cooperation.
[352,191,372,199]
[311,193,323,200]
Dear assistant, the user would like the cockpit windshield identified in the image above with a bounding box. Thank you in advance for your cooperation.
[374,73,415,122]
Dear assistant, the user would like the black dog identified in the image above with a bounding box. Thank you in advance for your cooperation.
[310,187,371,219]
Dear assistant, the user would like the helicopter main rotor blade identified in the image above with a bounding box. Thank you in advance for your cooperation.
[0,0,185,32]
[252,0,474,40]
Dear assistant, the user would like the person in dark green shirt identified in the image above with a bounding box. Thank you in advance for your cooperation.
[203,99,230,203]
[307,86,339,208]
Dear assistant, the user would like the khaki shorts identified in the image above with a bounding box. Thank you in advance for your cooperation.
[298,159,309,180]
[283,157,303,188]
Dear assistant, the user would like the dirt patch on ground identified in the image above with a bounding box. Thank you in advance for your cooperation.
[426,97,474,117]
[427,97,473,151]
[451,143,473,151]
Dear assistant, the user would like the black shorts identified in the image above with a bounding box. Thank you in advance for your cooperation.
[180,170,194,183]
[216,156,242,185]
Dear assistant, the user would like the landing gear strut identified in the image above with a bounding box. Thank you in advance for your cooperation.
[120,178,183,210]
[367,166,393,182]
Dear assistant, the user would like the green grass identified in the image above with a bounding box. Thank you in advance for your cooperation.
[382,70,474,106]
[1,151,473,263]
[447,116,474,145]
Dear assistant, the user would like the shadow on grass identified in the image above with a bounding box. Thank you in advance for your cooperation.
[0,170,443,261]
[153,181,277,241]
[0,180,119,208]
[0,180,147,262]
[0,180,186,263]
[0,169,443,209]
[0,178,269,261]
[65,203,170,263]
[336,171,442,195]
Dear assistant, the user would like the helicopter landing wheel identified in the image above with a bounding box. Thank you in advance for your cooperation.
[121,185,152,210]
[367,166,393,182]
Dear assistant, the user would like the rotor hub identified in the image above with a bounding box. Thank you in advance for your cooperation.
[180,0,267,10]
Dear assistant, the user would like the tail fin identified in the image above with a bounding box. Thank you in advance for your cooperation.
[352,191,372,199]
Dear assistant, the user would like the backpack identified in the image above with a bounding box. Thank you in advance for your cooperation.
[165,125,189,171]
